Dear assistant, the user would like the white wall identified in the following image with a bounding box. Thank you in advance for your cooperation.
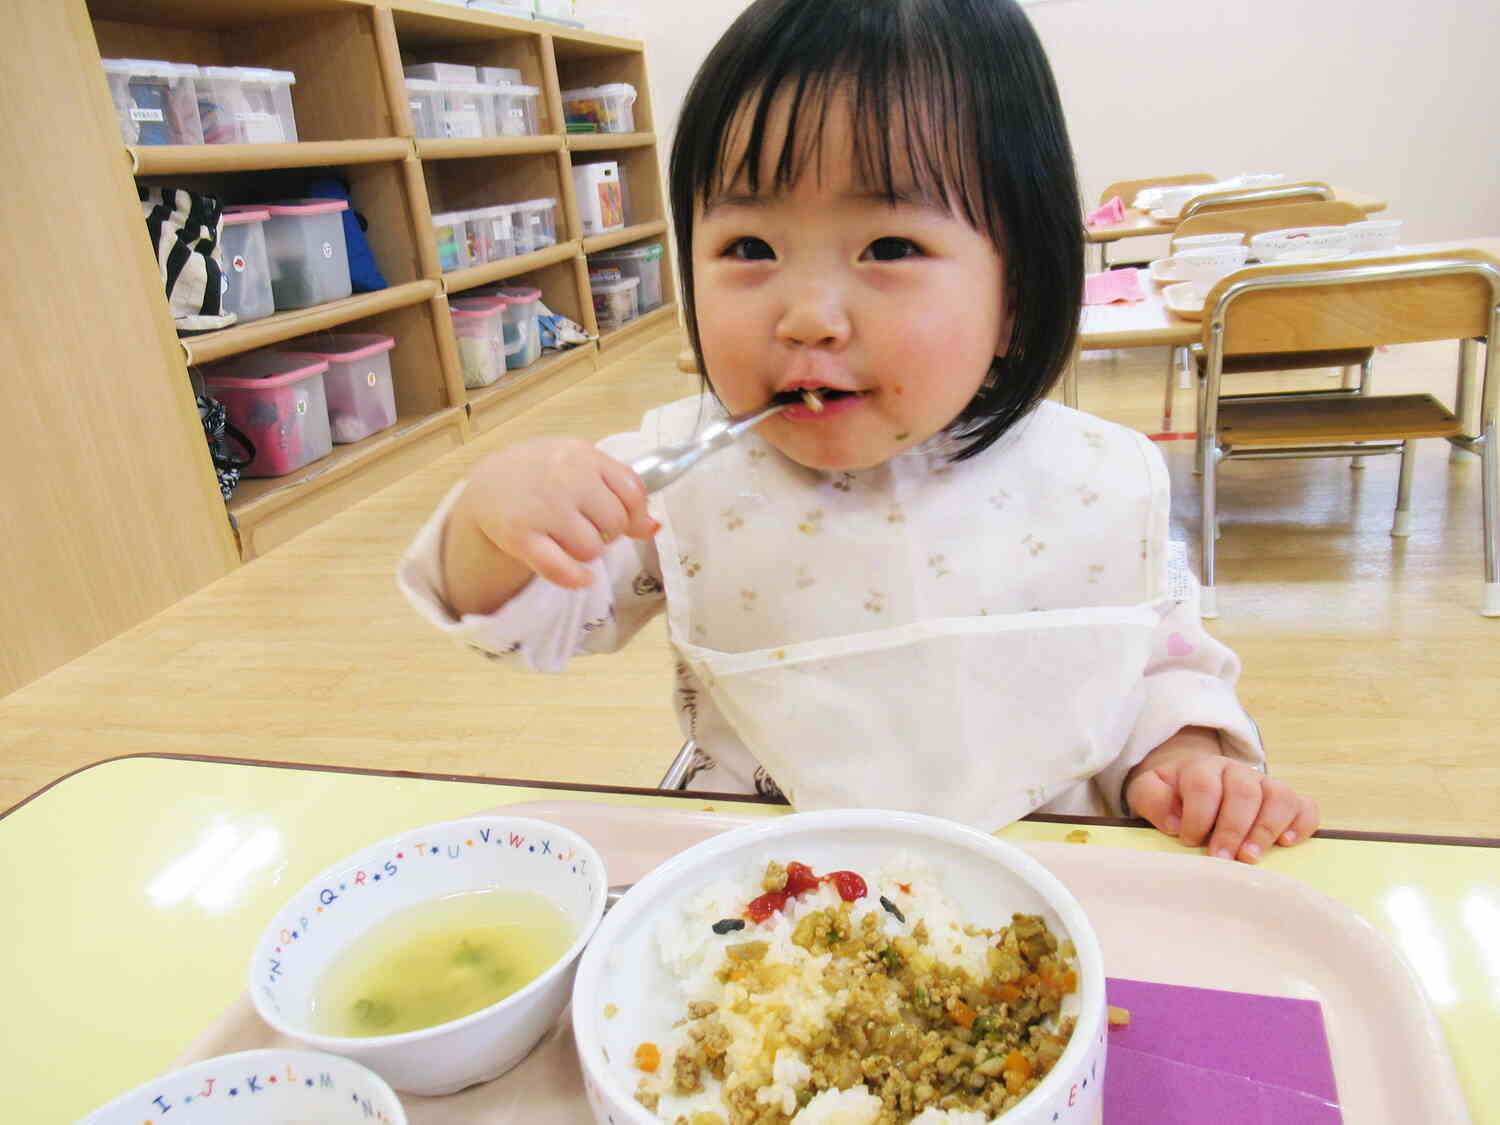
[633,0,1499,245]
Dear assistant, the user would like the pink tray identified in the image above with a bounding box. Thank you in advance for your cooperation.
[174,800,1469,1124]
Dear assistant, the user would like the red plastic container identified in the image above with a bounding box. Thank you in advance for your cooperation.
[202,351,332,477]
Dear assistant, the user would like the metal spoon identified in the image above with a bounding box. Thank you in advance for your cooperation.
[629,391,816,493]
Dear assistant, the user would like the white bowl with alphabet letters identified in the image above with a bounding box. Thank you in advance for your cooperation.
[249,816,608,1095]
[78,1048,407,1125]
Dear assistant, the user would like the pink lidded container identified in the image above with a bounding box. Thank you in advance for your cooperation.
[201,350,332,476]
[284,333,398,443]
[468,285,543,369]
[449,300,508,389]
[250,198,352,310]
[218,208,275,324]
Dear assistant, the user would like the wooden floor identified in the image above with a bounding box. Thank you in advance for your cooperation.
[2,331,1496,838]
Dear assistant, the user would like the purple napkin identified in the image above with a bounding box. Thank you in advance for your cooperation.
[1105,978,1341,1123]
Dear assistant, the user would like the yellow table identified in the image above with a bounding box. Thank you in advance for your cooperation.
[4,754,1496,1123]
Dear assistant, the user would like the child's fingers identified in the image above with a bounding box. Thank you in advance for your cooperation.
[1203,766,1266,860]
[1174,759,1227,847]
[1124,769,1181,836]
[516,531,594,589]
[578,486,632,547]
[599,458,658,539]
[1230,778,1302,862]
[1279,797,1320,848]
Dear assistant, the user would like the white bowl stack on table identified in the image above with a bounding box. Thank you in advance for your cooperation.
[573,809,1108,1125]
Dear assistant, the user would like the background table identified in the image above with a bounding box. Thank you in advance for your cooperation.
[3,754,1494,1124]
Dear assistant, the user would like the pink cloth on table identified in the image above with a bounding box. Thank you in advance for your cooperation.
[1084,268,1146,305]
[1104,977,1342,1124]
[1087,195,1127,227]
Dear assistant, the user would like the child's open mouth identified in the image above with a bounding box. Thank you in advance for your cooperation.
[771,386,865,419]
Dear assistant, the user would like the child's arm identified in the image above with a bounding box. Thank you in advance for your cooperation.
[1123,726,1320,864]
[442,438,658,616]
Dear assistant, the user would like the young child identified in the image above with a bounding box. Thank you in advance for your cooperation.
[401,0,1318,863]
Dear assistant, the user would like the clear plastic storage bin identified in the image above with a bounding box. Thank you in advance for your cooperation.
[477,205,517,262]
[201,351,332,477]
[286,333,398,443]
[470,287,545,369]
[588,242,663,312]
[449,300,509,388]
[218,208,276,324]
[561,83,637,133]
[102,59,203,146]
[512,198,559,254]
[196,66,298,143]
[254,199,353,309]
[436,82,494,138]
[404,77,443,139]
[404,62,478,83]
[590,274,640,332]
[433,211,471,272]
[491,83,541,136]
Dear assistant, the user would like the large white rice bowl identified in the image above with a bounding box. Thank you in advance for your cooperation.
[573,810,1105,1125]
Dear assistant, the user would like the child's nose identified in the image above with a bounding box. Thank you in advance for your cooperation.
[775,279,851,349]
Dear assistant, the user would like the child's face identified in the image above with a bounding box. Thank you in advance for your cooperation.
[692,94,1010,472]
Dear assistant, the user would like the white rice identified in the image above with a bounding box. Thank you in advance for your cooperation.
[642,854,1021,1125]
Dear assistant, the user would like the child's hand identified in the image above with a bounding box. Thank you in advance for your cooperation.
[1124,727,1319,863]
[444,438,657,614]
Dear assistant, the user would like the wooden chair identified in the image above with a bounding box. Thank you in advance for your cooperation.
[1193,249,1500,619]
[1179,180,1335,222]
[1170,200,1366,248]
[1096,172,1215,270]
[1159,201,1372,432]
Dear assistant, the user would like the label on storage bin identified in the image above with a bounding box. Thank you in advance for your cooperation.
[297,399,308,415]
[442,110,483,139]
[129,107,165,123]
[232,255,246,273]
[322,242,333,259]
[366,371,377,387]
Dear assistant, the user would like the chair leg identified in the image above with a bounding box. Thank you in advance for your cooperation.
[1452,338,1480,462]
[1201,446,1219,618]
[1162,347,1178,431]
[1483,419,1500,616]
[1391,439,1416,537]
[1351,355,1375,470]
[1193,368,1208,475]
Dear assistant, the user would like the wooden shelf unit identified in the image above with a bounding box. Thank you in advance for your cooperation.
[73,0,679,570]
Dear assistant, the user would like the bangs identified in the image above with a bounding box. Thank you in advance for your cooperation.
[691,8,994,240]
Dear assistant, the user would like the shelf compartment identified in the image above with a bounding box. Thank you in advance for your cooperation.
[566,131,655,152]
[553,38,654,136]
[131,139,410,175]
[416,136,563,160]
[598,301,678,357]
[571,143,662,241]
[182,280,439,365]
[582,220,667,255]
[467,344,597,435]
[389,0,555,137]
[91,2,399,144]
[137,158,428,294]
[229,405,468,560]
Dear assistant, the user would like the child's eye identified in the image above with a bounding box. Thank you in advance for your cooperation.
[725,237,776,261]
[863,237,923,262]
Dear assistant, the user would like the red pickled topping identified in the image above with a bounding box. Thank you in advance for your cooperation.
[826,869,868,902]
[783,861,821,897]
[742,861,868,921]
[745,889,791,923]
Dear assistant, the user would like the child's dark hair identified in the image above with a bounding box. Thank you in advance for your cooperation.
[669,0,1083,460]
